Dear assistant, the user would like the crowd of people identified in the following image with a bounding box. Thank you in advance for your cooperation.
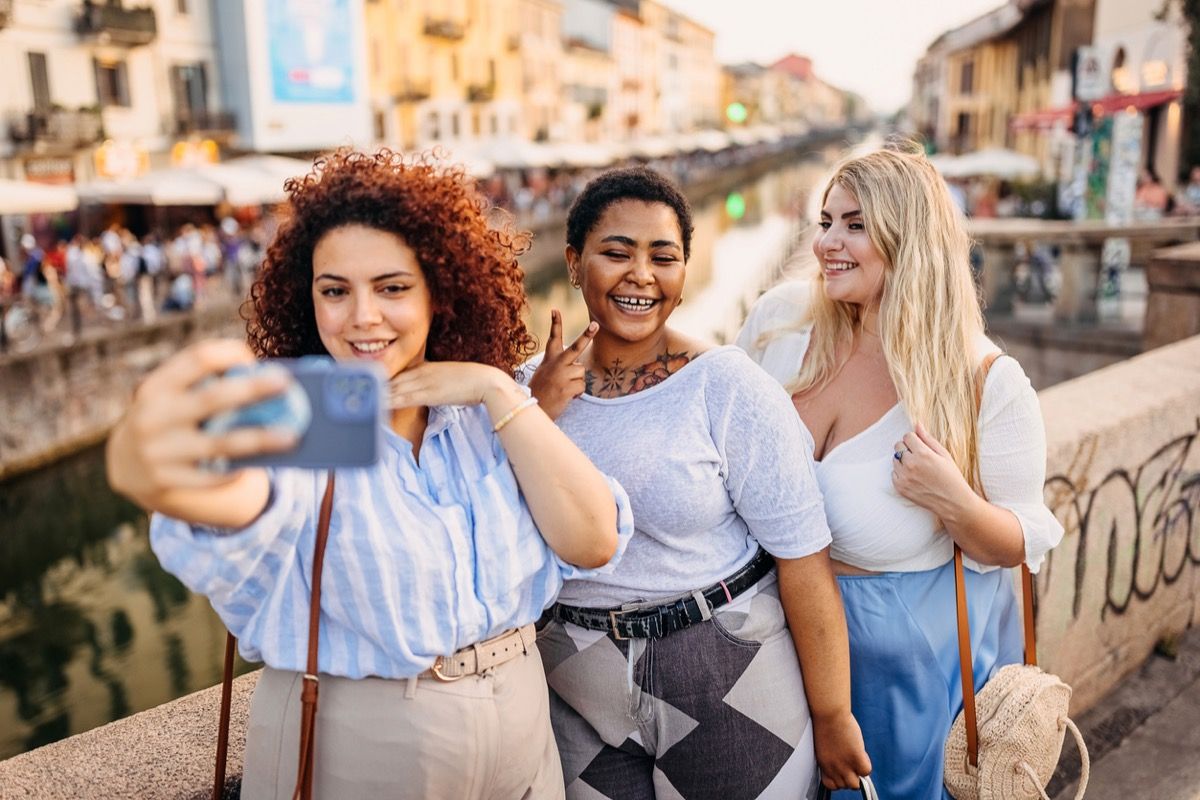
[0,218,274,348]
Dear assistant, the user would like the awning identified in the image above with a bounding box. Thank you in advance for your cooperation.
[77,169,224,206]
[0,179,79,214]
[1010,88,1183,131]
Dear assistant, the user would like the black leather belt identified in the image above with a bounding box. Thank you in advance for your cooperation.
[552,548,775,640]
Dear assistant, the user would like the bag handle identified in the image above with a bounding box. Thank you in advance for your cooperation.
[955,353,1037,769]
[212,472,336,800]
[815,774,880,800]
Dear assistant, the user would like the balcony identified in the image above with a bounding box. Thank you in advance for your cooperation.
[0,0,13,30]
[168,109,237,137]
[8,108,105,150]
[391,79,432,103]
[467,82,495,103]
[423,17,465,40]
[75,1,158,47]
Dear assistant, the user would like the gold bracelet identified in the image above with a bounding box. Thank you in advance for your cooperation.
[492,396,539,433]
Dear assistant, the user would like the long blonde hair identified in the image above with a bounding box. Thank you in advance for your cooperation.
[792,144,986,489]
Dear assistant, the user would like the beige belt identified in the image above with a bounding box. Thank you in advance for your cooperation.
[421,624,536,681]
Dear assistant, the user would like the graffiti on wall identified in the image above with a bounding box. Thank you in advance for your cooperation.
[1041,418,1200,620]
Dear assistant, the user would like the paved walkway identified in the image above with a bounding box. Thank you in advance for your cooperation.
[1051,625,1200,800]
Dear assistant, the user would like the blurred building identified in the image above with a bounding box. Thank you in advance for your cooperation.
[212,0,372,153]
[561,0,616,143]
[365,0,508,150]
[1,0,234,183]
[609,0,656,142]
[723,55,852,133]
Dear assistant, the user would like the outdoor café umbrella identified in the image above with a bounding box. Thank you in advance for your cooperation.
[940,147,1040,179]
[0,179,79,215]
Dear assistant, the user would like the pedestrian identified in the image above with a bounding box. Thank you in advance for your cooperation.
[106,148,634,799]
[527,166,871,799]
[1134,168,1170,220]
[736,144,1064,800]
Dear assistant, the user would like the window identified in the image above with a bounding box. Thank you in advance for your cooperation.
[960,60,975,95]
[28,52,51,111]
[170,63,208,119]
[95,59,131,107]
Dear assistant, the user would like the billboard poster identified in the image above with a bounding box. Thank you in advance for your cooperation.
[266,0,356,104]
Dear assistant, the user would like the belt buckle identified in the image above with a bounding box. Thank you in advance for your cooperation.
[608,610,629,641]
[430,656,466,682]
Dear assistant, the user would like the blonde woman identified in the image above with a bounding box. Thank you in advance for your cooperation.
[736,145,1063,800]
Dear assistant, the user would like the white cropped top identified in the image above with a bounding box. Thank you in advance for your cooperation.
[735,280,1064,574]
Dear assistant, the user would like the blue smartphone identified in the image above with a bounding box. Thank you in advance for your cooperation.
[202,357,385,470]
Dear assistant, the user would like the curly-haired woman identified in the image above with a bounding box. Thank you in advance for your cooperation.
[106,149,633,799]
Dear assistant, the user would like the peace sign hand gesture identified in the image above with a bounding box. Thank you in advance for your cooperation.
[528,309,598,421]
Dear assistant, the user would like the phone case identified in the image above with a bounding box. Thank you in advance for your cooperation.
[210,358,385,470]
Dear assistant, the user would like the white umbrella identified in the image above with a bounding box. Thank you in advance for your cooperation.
[941,147,1040,179]
[225,154,313,189]
[470,138,554,169]
[0,179,78,214]
[77,169,224,205]
[548,141,616,168]
[629,136,677,159]
[696,130,732,153]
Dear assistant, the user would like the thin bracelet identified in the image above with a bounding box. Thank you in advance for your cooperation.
[492,396,539,433]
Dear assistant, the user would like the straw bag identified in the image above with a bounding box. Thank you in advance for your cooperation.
[943,355,1089,800]
[212,472,336,800]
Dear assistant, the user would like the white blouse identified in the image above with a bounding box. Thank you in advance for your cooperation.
[735,280,1064,574]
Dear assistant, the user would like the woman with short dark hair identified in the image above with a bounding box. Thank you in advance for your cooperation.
[528,166,870,799]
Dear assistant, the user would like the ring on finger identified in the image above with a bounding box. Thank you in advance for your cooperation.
[893,444,910,463]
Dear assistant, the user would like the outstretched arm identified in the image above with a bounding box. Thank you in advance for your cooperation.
[107,339,299,528]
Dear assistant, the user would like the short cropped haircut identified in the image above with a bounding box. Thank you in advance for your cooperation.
[565,166,694,261]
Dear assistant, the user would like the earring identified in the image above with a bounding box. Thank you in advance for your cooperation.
[569,274,580,289]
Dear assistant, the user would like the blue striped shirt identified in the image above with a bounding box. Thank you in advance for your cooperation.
[150,402,634,679]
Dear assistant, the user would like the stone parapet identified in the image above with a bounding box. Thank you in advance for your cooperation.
[1144,241,1200,351]
[0,672,257,799]
[1037,334,1200,711]
[0,303,243,481]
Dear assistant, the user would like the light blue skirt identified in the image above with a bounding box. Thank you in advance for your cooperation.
[831,560,1023,800]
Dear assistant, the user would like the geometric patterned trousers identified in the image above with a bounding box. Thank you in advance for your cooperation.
[537,572,820,799]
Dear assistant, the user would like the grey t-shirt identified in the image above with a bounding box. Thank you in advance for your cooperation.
[531,345,831,607]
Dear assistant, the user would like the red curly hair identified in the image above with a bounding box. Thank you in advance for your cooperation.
[245,148,536,374]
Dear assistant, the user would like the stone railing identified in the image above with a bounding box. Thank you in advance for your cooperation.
[1035,334,1200,710]
[0,672,258,798]
[969,217,1200,323]
[0,301,242,480]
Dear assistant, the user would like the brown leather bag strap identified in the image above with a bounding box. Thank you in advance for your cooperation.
[213,632,237,800]
[293,472,336,800]
[952,544,980,767]
[955,351,1040,766]
[212,473,336,800]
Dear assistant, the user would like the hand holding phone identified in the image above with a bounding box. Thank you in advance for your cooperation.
[203,358,385,470]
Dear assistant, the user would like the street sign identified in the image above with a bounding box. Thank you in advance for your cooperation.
[1074,46,1109,102]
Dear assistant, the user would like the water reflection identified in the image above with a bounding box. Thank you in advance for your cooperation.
[0,152,835,760]
[0,446,253,760]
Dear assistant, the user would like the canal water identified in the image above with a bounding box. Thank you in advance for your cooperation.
[0,151,838,760]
